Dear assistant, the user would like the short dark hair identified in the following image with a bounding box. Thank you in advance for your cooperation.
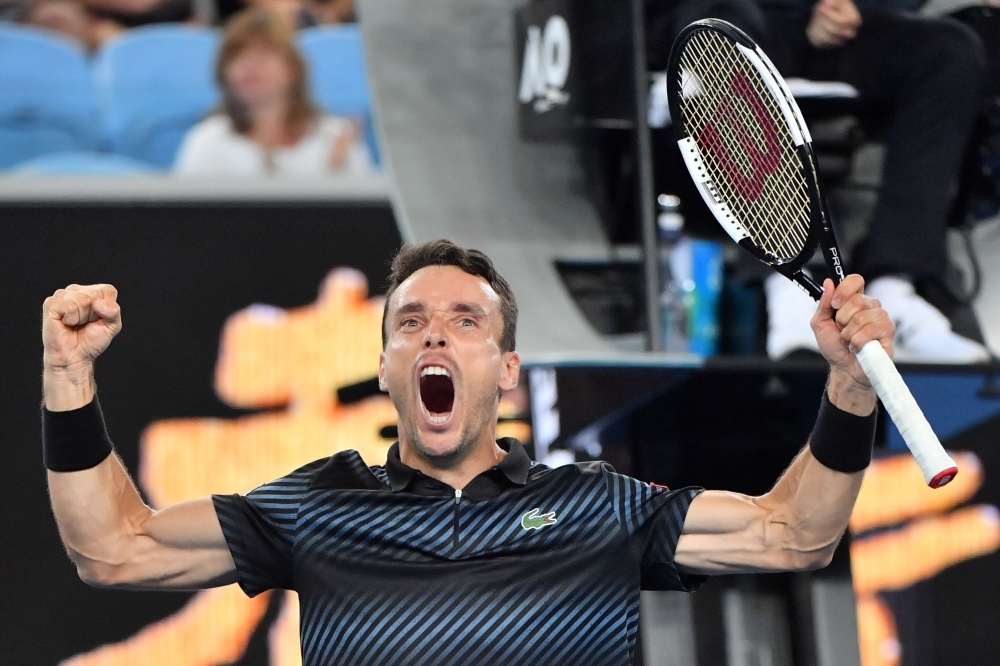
[382,240,518,352]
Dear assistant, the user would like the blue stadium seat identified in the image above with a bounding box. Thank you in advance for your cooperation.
[93,25,220,168]
[299,25,381,166]
[0,25,98,169]
[11,151,158,175]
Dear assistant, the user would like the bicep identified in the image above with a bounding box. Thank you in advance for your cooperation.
[112,497,237,590]
[674,490,797,575]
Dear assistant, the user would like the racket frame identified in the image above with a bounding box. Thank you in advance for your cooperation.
[666,19,837,299]
[666,19,959,488]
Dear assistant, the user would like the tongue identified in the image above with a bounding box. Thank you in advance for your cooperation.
[420,374,455,414]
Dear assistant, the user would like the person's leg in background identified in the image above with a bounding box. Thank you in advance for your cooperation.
[815,11,990,362]
[646,0,787,72]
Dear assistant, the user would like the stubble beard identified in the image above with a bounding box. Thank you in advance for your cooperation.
[395,390,494,470]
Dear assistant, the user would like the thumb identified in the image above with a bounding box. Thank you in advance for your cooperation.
[93,299,123,331]
[815,278,836,322]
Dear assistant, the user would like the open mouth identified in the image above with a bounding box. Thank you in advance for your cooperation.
[419,365,455,424]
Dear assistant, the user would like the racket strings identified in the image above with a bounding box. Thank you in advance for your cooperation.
[676,30,812,263]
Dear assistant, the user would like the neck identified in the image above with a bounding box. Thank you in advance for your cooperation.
[247,98,292,146]
[399,431,506,490]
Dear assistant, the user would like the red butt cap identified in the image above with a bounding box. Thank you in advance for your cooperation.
[929,467,959,489]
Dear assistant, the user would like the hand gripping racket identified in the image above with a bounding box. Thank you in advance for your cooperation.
[666,19,958,488]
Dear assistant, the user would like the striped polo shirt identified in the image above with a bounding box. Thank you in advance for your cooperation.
[212,438,704,666]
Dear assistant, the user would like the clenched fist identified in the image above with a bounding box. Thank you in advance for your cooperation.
[42,284,122,410]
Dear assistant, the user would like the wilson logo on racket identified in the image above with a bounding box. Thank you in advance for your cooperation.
[521,508,558,531]
[698,71,782,201]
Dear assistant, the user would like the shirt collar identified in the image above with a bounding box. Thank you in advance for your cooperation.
[385,438,531,496]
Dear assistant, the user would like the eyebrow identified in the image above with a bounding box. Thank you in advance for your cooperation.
[394,302,425,318]
[393,301,488,318]
[452,302,488,317]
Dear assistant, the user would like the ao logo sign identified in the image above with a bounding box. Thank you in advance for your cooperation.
[518,15,571,113]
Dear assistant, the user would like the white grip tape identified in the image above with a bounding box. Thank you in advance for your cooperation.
[854,340,957,486]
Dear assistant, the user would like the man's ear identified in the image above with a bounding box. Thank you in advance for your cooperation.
[498,351,520,391]
[378,352,388,392]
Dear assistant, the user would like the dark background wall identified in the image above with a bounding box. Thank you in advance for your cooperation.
[3,202,999,666]
[0,203,401,665]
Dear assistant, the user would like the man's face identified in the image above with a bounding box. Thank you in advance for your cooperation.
[379,266,519,465]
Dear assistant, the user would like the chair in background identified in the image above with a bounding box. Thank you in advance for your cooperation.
[11,151,158,175]
[93,25,220,169]
[299,25,381,166]
[0,25,98,169]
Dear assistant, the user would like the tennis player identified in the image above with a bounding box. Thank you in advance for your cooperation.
[42,240,892,665]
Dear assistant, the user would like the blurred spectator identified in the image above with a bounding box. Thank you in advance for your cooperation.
[3,0,188,45]
[224,0,315,29]
[19,0,120,51]
[0,0,28,21]
[76,0,191,27]
[174,7,372,176]
[302,0,352,24]
[213,0,353,26]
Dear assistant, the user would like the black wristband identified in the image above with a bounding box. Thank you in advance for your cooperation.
[42,397,114,472]
[808,391,876,473]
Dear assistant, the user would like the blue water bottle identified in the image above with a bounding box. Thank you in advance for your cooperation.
[658,194,689,353]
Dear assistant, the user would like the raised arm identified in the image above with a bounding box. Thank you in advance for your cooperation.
[675,275,891,574]
[43,284,236,590]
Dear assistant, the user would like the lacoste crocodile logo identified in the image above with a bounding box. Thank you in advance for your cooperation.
[521,508,557,531]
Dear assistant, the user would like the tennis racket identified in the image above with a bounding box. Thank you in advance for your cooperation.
[666,19,958,488]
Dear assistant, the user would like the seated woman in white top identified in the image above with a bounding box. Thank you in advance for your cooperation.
[174,7,373,176]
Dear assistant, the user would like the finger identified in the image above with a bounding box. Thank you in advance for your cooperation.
[64,283,116,306]
[846,317,895,354]
[83,286,121,322]
[93,283,118,301]
[833,23,857,39]
[838,305,886,343]
[94,299,123,332]
[818,12,853,40]
[835,291,878,329]
[830,273,865,310]
[840,310,896,351]
[45,295,88,328]
[49,290,101,327]
[815,22,843,47]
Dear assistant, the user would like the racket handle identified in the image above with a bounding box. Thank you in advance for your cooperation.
[853,340,958,488]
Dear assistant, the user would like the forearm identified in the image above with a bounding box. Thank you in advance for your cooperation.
[44,363,150,580]
[757,369,875,564]
[48,456,233,590]
[755,447,864,567]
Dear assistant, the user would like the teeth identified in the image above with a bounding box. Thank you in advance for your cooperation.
[428,414,449,424]
[420,366,451,378]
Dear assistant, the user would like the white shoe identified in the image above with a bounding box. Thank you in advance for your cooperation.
[867,276,991,364]
[765,273,820,359]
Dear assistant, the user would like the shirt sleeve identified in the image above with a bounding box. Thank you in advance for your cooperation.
[602,467,706,592]
[211,459,327,597]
